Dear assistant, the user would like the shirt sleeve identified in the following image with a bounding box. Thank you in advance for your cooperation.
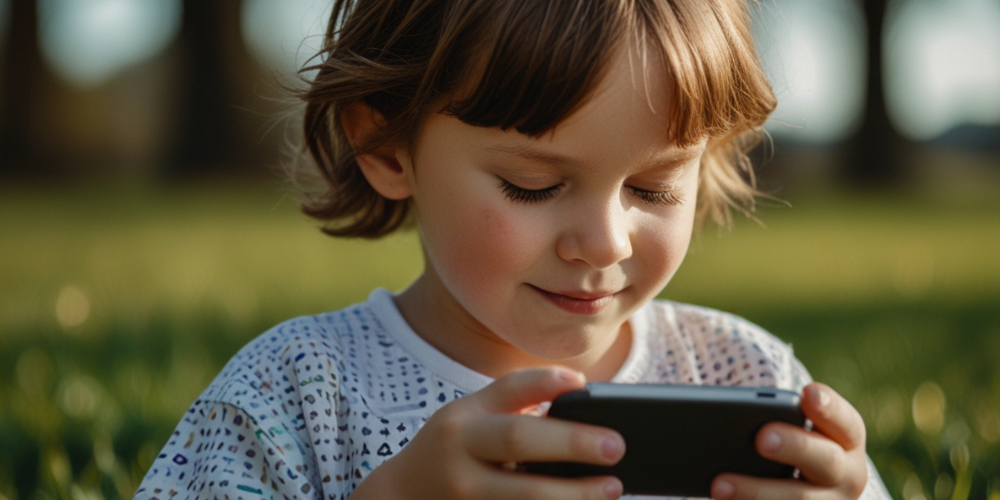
[133,397,320,500]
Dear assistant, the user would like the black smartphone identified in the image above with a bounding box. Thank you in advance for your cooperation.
[525,383,806,497]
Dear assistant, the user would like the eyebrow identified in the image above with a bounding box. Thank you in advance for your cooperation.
[479,143,703,169]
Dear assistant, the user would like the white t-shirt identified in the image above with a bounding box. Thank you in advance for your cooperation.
[134,288,891,500]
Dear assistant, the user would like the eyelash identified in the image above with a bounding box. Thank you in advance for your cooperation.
[626,186,684,206]
[499,179,562,203]
[498,178,683,206]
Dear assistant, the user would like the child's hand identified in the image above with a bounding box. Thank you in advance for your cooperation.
[711,382,869,500]
[351,367,626,500]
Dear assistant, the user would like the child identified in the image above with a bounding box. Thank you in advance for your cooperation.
[135,0,892,499]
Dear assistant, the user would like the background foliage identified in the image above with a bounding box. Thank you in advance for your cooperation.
[2,183,998,500]
[3,1,1000,499]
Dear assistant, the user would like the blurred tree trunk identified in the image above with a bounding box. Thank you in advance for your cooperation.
[0,0,55,177]
[842,0,910,187]
[166,0,264,178]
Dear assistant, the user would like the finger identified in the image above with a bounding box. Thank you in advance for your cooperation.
[712,473,835,500]
[468,468,622,500]
[756,422,852,487]
[464,413,624,465]
[475,367,587,414]
[801,383,866,451]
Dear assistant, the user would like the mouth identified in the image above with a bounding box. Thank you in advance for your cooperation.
[529,285,618,315]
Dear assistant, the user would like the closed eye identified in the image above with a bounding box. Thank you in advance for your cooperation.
[627,186,683,206]
[498,178,563,203]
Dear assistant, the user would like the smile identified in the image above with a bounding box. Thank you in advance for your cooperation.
[530,285,617,315]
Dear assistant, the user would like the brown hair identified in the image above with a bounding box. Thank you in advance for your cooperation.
[292,0,776,238]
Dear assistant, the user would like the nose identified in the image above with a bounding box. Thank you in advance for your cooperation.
[555,198,633,269]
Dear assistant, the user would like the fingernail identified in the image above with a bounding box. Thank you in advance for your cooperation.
[809,385,830,407]
[714,480,735,500]
[603,478,623,499]
[762,431,782,453]
[600,435,624,461]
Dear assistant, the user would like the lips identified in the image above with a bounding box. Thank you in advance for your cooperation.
[530,285,618,315]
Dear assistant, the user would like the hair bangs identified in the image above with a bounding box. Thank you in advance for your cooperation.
[442,0,632,136]
[293,0,777,237]
[639,0,775,147]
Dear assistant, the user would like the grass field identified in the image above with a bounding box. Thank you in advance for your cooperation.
[1,182,999,500]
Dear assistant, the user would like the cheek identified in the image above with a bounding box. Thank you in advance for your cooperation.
[433,202,537,298]
[637,210,696,283]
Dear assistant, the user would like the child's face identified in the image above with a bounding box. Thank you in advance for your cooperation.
[397,48,706,369]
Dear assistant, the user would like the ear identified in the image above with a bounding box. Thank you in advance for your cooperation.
[341,102,412,200]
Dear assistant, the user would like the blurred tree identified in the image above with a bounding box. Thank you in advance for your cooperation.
[843,0,911,186]
[0,0,274,180]
[0,0,58,177]
[166,0,268,178]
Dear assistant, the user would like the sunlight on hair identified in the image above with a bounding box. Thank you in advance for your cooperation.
[241,0,332,78]
[55,285,90,329]
[912,381,946,435]
[885,0,1000,139]
[37,0,181,88]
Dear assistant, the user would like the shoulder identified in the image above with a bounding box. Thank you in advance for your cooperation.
[639,300,812,391]
[135,297,395,499]
[657,300,781,350]
[201,299,386,404]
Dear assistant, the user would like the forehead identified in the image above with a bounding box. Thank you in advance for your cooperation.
[548,42,674,147]
[463,44,704,172]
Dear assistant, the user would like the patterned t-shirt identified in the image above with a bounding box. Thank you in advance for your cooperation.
[134,288,891,500]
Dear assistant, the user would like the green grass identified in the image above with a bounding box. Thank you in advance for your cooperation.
[1,182,998,500]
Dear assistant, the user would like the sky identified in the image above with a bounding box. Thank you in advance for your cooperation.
[5,0,1000,144]
[35,0,182,88]
[241,0,332,79]
[884,0,1000,140]
[753,0,867,144]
